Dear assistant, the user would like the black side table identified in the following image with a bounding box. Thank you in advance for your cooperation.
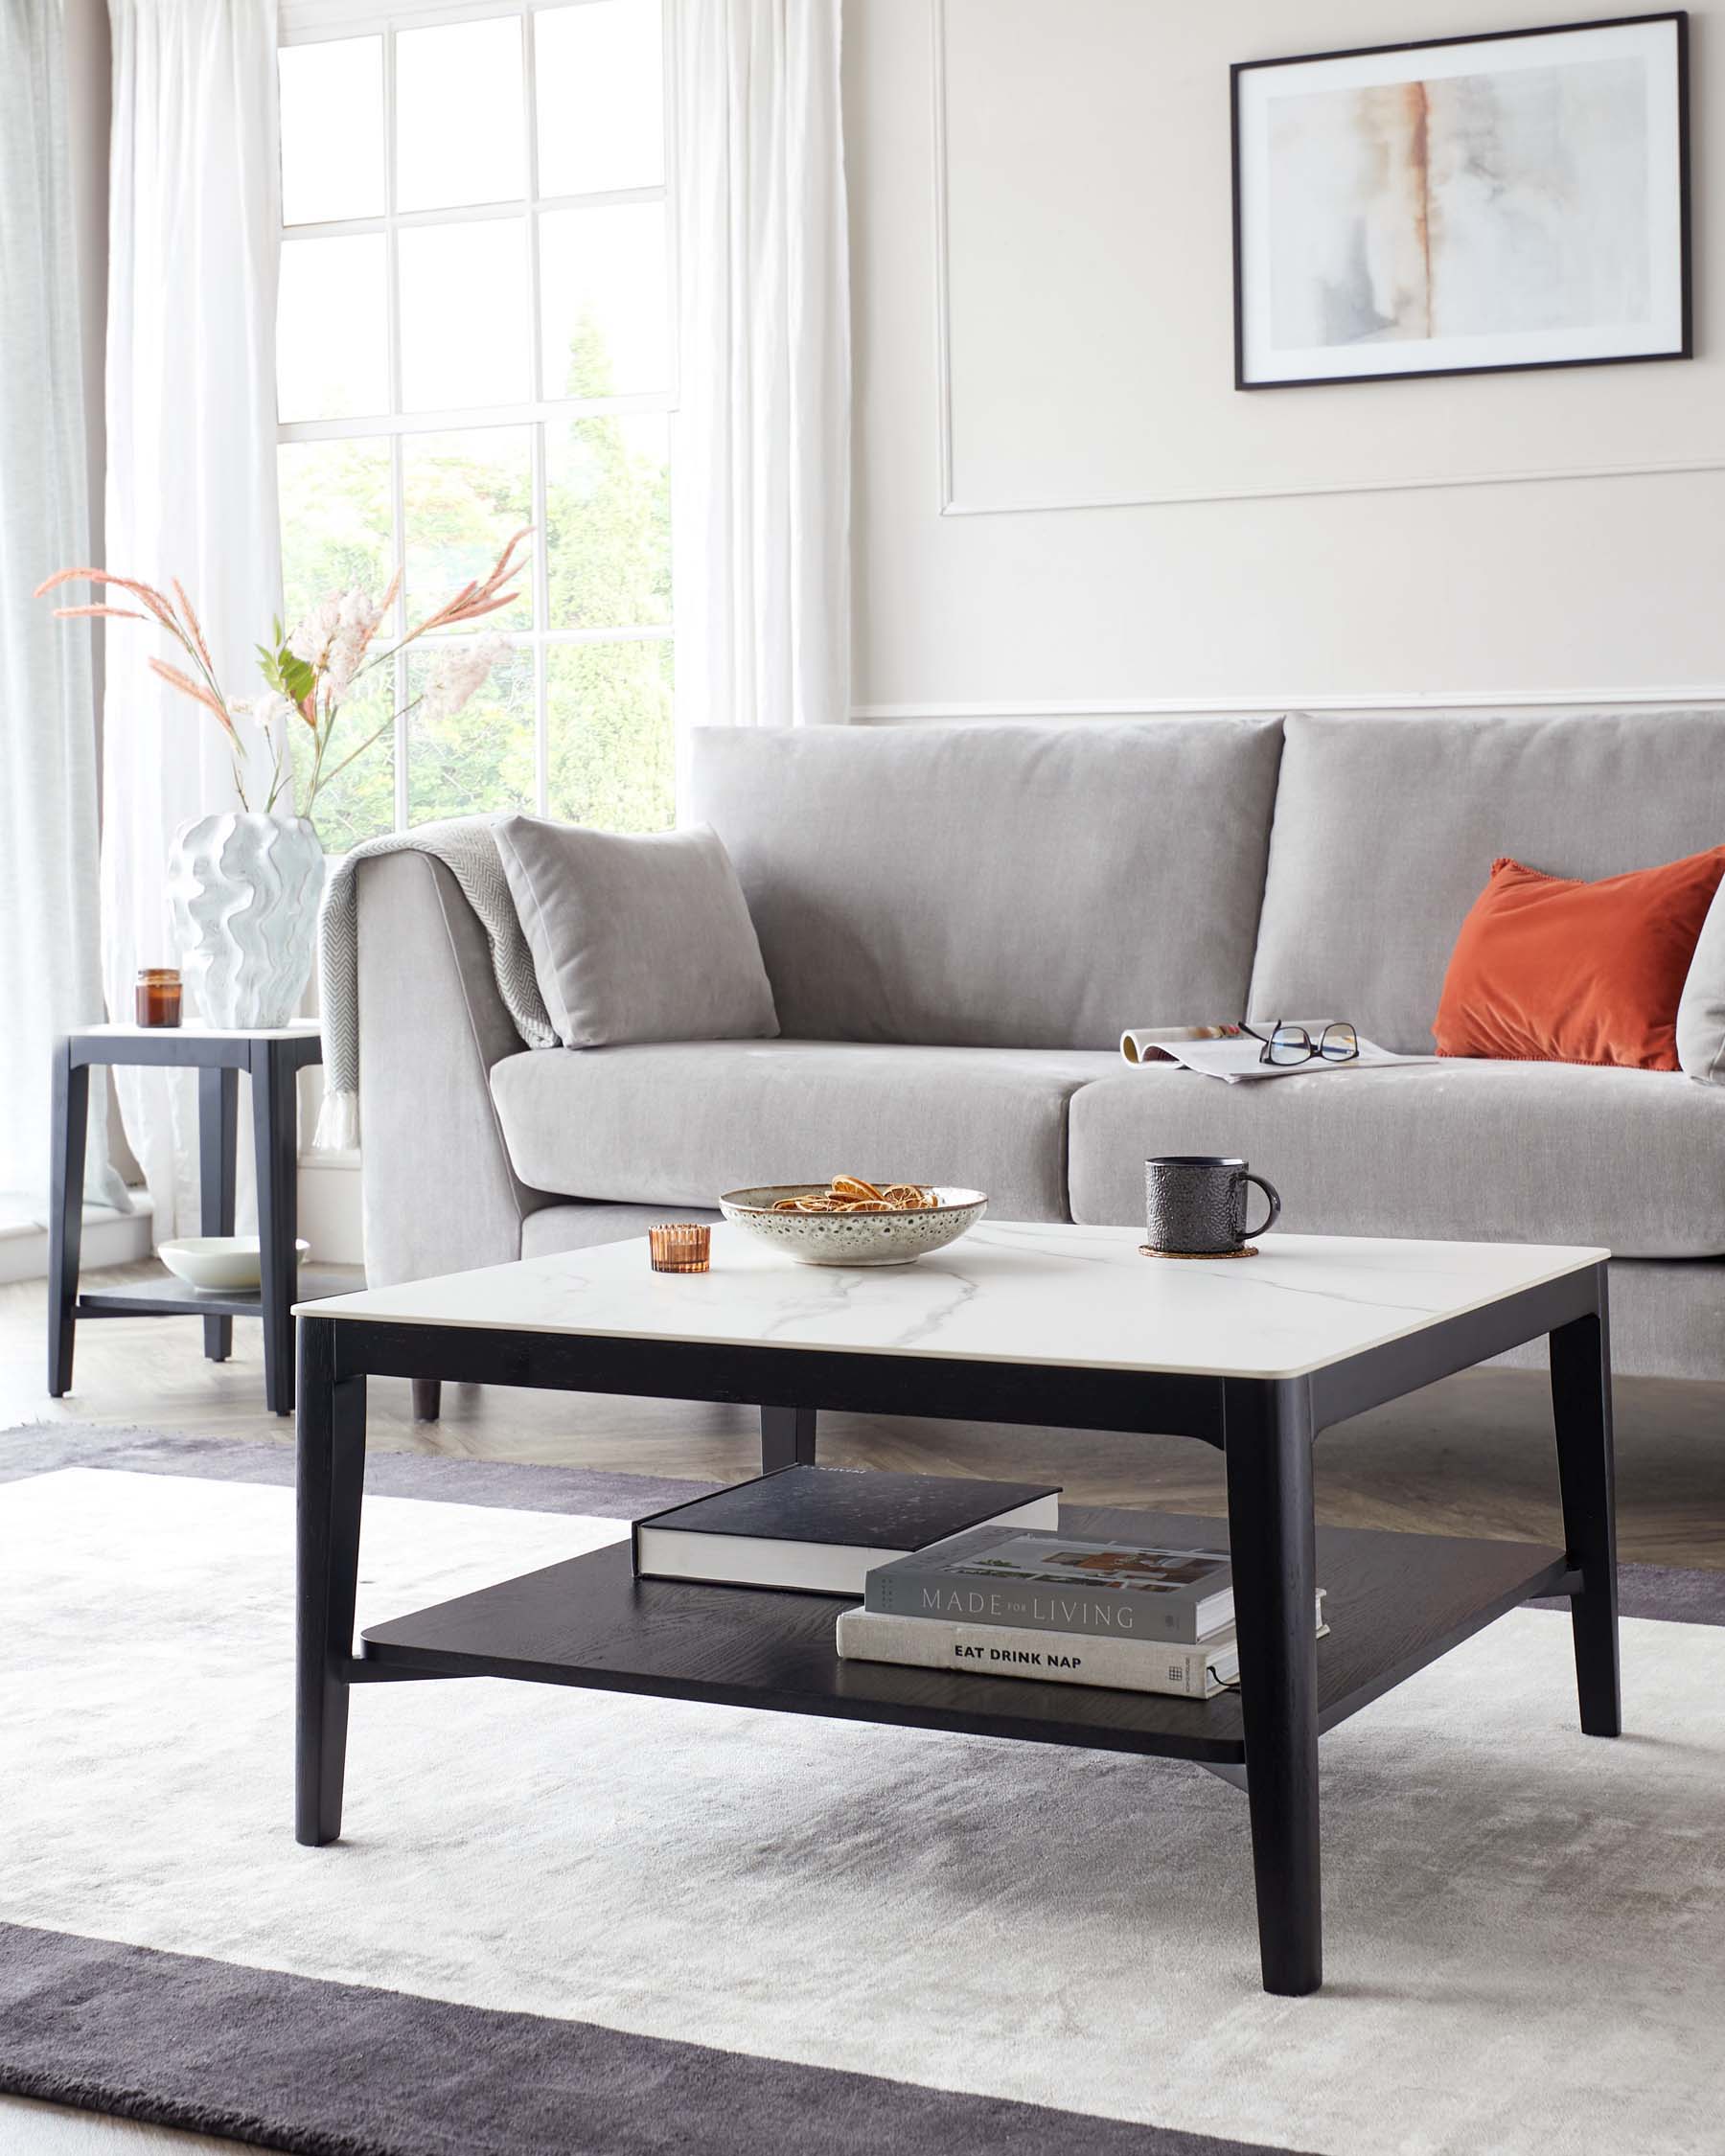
[50,1023,328,1415]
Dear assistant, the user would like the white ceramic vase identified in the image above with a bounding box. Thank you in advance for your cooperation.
[168,812,325,1028]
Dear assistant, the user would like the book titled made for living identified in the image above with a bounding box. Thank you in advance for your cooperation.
[863,1527,1235,1642]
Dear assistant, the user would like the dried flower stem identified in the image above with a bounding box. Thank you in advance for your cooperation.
[36,527,535,829]
[38,565,253,807]
[294,529,532,820]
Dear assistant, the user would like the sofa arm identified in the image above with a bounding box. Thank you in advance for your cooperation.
[355,848,550,1286]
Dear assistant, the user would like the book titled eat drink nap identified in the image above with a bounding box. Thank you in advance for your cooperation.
[631,1466,1062,1596]
[836,1606,1329,1698]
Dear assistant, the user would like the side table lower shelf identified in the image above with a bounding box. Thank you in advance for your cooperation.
[76,1267,352,1324]
[357,1506,1575,1770]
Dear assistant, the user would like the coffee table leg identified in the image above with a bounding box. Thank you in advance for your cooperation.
[1550,1268,1620,1739]
[297,1317,367,1846]
[761,1406,816,1471]
[1224,1375,1322,1997]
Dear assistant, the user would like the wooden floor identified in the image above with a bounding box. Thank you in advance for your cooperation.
[2,1257,1722,2153]
[6,1258,1724,1568]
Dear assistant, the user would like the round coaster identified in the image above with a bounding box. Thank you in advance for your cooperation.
[1138,1244,1259,1260]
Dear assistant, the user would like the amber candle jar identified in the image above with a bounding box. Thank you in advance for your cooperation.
[647,1224,711,1273]
[135,967,183,1028]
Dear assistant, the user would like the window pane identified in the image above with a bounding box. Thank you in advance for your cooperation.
[277,236,388,421]
[540,203,668,398]
[278,437,393,628]
[546,639,673,832]
[399,221,529,410]
[291,677,398,853]
[280,38,383,223]
[277,438,397,848]
[545,415,668,629]
[536,1,663,196]
[402,428,533,631]
[396,16,524,213]
[406,639,536,823]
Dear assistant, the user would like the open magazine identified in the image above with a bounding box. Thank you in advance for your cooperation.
[1118,1022,1439,1083]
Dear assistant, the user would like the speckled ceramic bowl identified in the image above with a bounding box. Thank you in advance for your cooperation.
[718,1186,988,1267]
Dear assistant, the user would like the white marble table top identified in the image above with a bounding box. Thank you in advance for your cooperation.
[295,1222,1606,1381]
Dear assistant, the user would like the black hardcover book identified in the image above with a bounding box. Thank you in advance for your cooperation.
[631,1465,1062,1596]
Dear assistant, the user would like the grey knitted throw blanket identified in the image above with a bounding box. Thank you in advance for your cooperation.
[311,817,555,1152]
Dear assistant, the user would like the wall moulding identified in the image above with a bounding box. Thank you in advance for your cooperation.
[930,0,1725,518]
[851,688,1725,723]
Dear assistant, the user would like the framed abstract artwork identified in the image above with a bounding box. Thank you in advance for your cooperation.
[1231,12,1690,389]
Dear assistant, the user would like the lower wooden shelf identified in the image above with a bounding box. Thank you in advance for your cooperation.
[358,1505,1574,1768]
[77,1266,351,1322]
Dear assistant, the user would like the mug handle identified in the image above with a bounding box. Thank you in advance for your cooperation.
[1238,1173,1281,1240]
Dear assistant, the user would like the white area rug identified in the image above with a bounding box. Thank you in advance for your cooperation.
[3,1466,1723,2156]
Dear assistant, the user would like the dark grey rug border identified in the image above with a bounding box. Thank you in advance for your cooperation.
[0,1418,719,1518]
[7,1419,1723,1624]
[0,1922,1314,2156]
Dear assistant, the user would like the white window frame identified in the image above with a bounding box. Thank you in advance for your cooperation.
[276,0,676,833]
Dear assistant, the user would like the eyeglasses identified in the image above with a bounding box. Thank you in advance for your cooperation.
[1240,1020,1360,1068]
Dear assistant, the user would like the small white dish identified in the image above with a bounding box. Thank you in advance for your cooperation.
[718,1187,987,1267]
[158,1236,311,1292]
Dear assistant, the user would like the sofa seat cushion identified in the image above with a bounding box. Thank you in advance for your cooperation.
[490,1042,1120,1219]
[1067,1060,1725,1258]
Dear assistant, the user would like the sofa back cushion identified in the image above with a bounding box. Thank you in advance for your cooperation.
[1250,710,1725,1053]
[687,722,1286,1049]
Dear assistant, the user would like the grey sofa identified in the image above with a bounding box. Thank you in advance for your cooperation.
[352,712,1725,1388]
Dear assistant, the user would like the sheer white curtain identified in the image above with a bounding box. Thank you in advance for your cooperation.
[668,0,849,741]
[102,0,284,1241]
[0,0,126,1218]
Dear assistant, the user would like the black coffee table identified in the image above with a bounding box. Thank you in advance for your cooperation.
[293,1222,1618,1997]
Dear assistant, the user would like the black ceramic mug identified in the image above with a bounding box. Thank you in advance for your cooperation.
[1143,1156,1282,1256]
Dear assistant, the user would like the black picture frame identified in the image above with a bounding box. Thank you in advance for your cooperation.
[1230,11,1691,391]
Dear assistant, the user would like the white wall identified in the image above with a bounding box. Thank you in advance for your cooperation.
[844,0,1725,718]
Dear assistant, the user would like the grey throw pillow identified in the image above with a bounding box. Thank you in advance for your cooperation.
[494,816,779,1049]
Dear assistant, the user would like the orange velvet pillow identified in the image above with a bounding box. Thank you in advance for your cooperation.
[1435,848,1725,1070]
